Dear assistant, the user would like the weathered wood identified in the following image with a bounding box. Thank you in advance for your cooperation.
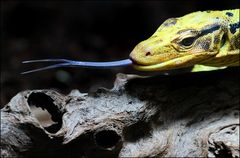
[1,68,239,158]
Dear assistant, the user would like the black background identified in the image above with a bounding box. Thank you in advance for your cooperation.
[1,1,239,106]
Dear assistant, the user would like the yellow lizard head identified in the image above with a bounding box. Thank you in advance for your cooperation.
[130,10,228,71]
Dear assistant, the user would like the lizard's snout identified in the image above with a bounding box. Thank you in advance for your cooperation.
[129,50,152,66]
[129,42,153,66]
[129,55,140,65]
[130,46,158,66]
[129,54,140,65]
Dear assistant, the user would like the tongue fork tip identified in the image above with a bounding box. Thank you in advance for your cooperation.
[21,58,133,74]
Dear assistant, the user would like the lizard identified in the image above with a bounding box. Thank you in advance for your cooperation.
[21,9,239,74]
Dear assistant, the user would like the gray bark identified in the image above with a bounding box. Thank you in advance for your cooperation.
[1,68,239,158]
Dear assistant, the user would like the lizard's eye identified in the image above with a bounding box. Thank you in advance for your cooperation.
[179,37,196,47]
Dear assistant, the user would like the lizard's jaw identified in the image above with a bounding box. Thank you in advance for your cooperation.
[132,53,213,71]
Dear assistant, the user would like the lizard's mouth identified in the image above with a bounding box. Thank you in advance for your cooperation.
[132,53,212,71]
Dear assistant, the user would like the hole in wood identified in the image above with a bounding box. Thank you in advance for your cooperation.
[123,121,151,142]
[209,142,233,158]
[27,92,62,133]
[94,130,121,149]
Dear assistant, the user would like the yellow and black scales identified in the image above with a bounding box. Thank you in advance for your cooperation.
[22,9,239,74]
[130,9,239,71]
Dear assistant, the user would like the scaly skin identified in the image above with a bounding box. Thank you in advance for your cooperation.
[22,9,239,74]
[130,9,239,71]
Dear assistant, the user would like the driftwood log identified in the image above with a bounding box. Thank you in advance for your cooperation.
[1,68,239,158]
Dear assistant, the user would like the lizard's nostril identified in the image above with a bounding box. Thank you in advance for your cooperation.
[145,52,151,56]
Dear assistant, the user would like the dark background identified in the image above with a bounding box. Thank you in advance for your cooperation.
[1,1,239,106]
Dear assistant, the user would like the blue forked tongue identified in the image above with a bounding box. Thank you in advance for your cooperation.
[21,58,132,74]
